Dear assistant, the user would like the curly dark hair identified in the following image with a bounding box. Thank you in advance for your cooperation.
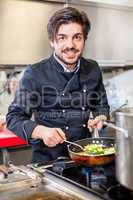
[47,7,91,41]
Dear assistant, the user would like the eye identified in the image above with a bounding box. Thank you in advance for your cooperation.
[57,35,66,42]
[74,34,82,41]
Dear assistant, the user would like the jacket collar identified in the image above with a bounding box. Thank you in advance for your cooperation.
[50,54,80,74]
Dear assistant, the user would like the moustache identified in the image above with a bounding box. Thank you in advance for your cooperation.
[62,48,79,53]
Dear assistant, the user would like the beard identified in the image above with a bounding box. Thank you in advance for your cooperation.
[55,48,82,67]
[56,54,78,66]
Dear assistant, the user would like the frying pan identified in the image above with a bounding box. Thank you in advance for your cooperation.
[68,130,115,167]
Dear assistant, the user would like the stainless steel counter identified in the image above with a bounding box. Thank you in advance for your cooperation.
[0,165,103,200]
[0,178,103,200]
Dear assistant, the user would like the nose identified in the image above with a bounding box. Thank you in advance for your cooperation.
[67,38,74,48]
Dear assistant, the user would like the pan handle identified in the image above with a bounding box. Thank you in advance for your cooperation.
[104,121,128,138]
[93,128,100,138]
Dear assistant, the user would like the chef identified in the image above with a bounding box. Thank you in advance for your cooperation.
[6,7,109,163]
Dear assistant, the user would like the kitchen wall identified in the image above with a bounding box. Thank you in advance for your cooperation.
[0,0,133,64]
[81,0,133,7]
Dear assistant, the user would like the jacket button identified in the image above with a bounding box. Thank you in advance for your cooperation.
[83,124,86,127]
[65,126,69,130]
[83,89,86,93]
[82,107,85,111]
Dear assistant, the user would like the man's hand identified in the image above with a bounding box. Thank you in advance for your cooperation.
[0,165,9,174]
[31,125,66,147]
[87,115,107,132]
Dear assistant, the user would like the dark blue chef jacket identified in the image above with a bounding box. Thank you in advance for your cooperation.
[6,55,109,163]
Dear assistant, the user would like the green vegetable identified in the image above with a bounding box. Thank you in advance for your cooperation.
[83,144,115,155]
[84,144,105,155]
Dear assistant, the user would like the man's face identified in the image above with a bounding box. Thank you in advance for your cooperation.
[50,22,85,69]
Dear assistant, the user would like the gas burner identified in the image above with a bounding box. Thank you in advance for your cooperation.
[30,158,133,200]
[107,184,133,200]
[44,159,116,197]
[62,161,115,186]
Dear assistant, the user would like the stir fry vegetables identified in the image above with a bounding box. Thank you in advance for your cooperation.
[81,144,115,156]
[84,144,104,154]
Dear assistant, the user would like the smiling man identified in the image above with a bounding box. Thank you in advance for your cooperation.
[6,7,109,163]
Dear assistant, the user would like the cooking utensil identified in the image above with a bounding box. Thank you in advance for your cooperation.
[68,129,115,166]
[64,140,84,151]
[104,121,128,138]
[115,107,133,191]
[57,129,84,151]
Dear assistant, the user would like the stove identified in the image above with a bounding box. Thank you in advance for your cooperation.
[0,160,102,200]
[35,157,133,200]
[0,158,133,200]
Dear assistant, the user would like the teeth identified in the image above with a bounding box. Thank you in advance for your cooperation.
[66,52,75,55]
